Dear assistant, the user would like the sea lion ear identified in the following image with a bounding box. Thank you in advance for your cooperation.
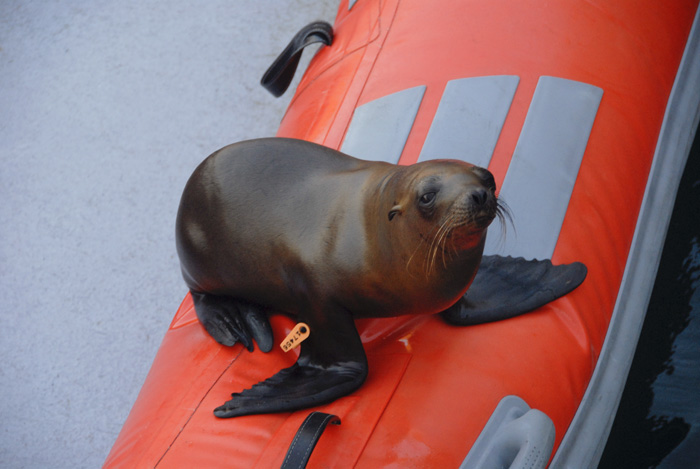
[388,204,403,221]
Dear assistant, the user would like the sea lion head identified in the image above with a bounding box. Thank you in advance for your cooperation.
[384,160,503,275]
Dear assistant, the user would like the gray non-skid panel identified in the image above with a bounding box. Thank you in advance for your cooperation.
[484,76,603,260]
[418,75,519,168]
[341,86,426,163]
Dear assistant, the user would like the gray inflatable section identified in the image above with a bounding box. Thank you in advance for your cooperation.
[341,86,426,163]
[484,76,603,259]
[418,75,519,168]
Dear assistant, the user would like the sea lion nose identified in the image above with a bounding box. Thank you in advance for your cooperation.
[471,166,496,192]
[470,188,489,206]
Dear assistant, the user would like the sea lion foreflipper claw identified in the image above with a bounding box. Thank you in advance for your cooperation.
[191,291,273,352]
[440,255,588,326]
[242,305,274,353]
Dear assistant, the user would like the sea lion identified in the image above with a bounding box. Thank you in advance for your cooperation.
[176,137,586,418]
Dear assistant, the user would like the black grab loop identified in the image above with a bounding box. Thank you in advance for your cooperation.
[261,21,333,97]
[281,411,341,469]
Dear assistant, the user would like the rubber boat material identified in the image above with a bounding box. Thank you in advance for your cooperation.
[105,1,700,467]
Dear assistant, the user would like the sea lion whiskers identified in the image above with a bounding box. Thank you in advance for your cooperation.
[405,214,453,276]
[438,214,459,270]
[419,218,443,277]
[425,212,459,276]
[425,189,503,275]
[422,218,442,276]
[487,197,513,249]
[405,233,428,275]
[436,213,460,271]
[496,197,512,232]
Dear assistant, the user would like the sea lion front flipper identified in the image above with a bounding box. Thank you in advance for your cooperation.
[191,292,274,352]
[213,309,368,418]
[440,255,588,326]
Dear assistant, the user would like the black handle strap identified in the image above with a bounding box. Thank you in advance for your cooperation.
[280,411,341,469]
[261,21,333,97]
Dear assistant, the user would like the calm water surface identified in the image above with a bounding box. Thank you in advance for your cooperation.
[599,125,700,468]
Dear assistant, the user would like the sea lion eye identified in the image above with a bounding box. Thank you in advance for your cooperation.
[419,192,436,207]
[388,204,403,221]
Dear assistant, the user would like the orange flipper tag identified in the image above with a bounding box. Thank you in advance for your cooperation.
[280,322,310,352]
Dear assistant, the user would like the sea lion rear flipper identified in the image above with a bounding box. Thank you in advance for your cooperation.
[440,255,587,326]
[213,309,368,418]
[191,292,274,352]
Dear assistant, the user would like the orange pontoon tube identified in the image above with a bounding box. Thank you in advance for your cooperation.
[105,1,700,467]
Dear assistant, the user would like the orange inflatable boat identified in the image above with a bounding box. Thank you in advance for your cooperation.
[105,1,700,467]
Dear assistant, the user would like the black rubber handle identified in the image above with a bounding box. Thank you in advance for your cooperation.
[280,411,341,469]
[261,21,333,97]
